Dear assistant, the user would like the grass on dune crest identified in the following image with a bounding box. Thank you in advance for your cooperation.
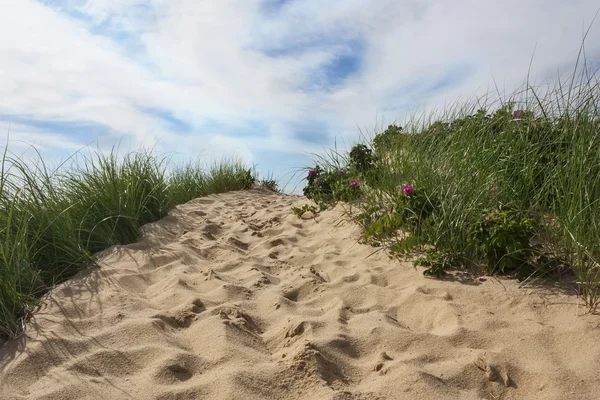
[301,55,600,311]
[0,147,258,341]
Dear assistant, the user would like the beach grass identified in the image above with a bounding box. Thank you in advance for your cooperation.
[303,55,600,309]
[0,147,257,341]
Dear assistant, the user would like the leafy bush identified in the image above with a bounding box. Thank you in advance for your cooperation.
[468,203,538,274]
[303,165,333,201]
[373,125,403,152]
[361,185,437,257]
[303,166,361,204]
[349,144,375,173]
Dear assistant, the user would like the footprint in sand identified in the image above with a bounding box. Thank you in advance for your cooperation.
[152,353,204,385]
[218,305,262,334]
[152,299,205,329]
[373,351,393,375]
[227,236,250,251]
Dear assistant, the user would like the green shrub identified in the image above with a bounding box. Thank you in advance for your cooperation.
[360,185,437,256]
[468,203,538,274]
[373,125,403,152]
[303,165,361,205]
[349,144,375,173]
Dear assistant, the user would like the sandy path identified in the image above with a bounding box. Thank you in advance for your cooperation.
[1,187,599,400]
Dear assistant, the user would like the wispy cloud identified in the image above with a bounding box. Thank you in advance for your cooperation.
[0,0,599,190]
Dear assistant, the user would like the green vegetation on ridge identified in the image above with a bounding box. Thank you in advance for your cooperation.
[0,148,258,341]
[302,63,600,311]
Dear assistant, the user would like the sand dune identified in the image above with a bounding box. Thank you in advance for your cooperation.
[1,187,599,399]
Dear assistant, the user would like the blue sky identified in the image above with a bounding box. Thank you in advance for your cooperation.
[1,0,599,192]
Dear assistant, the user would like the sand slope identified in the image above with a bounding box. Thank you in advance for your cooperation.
[1,187,600,400]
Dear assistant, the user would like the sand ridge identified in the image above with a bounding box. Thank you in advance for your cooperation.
[1,187,599,399]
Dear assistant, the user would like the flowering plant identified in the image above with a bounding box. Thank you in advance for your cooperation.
[303,165,362,203]
[395,185,436,237]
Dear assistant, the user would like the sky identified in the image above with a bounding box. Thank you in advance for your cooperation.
[0,0,599,192]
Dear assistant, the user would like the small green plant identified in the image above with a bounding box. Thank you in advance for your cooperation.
[414,248,464,277]
[241,168,255,189]
[469,203,538,274]
[260,177,280,193]
[389,234,422,256]
[363,213,403,245]
[291,204,319,219]
[354,204,388,230]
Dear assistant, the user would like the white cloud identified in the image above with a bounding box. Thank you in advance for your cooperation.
[0,123,87,153]
[0,0,599,190]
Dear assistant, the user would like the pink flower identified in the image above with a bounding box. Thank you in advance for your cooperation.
[402,185,414,196]
[308,169,315,177]
[339,169,344,176]
[315,179,321,185]
[350,180,359,187]
[513,110,524,119]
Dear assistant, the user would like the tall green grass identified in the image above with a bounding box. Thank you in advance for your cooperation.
[305,58,600,310]
[0,147,256,341]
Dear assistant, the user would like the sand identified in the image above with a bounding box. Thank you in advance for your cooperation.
[1,187,599,400]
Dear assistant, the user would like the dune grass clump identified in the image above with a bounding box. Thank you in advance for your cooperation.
[304,60,600,310]
[0,148,257,341]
